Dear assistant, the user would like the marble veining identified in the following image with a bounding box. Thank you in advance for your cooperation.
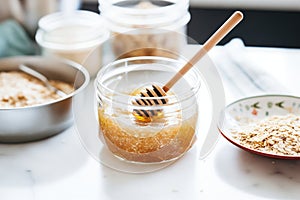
[1,44,300,200]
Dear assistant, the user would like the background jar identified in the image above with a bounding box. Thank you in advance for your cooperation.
[98,0,191,59]
[35,10,109,77]
[95,56,200,163]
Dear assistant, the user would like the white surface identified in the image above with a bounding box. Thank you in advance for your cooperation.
[1,43,300,199]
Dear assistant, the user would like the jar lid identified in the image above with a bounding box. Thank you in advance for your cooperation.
[99,0,190,30]
[35,10,109,50]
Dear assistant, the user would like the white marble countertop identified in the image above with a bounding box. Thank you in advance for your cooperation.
[1,41,300,200]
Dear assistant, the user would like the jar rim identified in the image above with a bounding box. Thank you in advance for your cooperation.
[38,10,103,31]
[95,56,201,106]
[99,0,189,15]
[35,10,109,50]
[99,0,190,29]
[35,29,109,51]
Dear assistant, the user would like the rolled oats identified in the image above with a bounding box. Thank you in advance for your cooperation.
[231,114,300,155]
[0,71,74,108]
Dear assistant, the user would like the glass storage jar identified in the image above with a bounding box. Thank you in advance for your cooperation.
[95,56,200,163]
[35,10,109,77]
[98,0,191,59]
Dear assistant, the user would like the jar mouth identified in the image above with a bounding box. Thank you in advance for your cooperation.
[95,56,201,107]
[99,0,190,29]
[36,10,109,50]
[103,0,188,14]
[38,10,103,32]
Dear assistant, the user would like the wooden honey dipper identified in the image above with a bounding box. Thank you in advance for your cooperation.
[133,11,243,118]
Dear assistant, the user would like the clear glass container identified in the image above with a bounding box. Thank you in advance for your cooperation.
[35,10,109,77]
[98,0,191,59]
[95,56,200,163]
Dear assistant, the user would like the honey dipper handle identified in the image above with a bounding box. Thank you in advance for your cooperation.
[163,11,243,92]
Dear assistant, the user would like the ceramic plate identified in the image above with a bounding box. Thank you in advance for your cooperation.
[218,95,300,159]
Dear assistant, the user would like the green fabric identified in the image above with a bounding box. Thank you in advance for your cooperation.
[0,19,37,57]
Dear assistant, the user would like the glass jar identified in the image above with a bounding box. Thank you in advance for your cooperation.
[98,0,190,59]
[35,10,109,77]
[95,56,200,163]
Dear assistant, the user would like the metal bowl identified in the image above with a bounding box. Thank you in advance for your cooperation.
[0,56,89,143]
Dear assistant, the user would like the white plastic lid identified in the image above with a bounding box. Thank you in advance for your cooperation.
[36,10,109,50]
[99,0,190,31]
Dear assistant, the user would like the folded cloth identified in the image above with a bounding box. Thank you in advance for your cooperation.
[0,19,37,57]
[214,38,289,102]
